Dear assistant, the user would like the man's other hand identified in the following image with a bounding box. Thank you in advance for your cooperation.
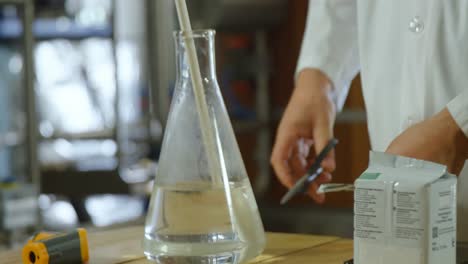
[387,108,468,175]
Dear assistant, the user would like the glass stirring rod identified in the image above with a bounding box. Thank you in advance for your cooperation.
[280,138,338,205]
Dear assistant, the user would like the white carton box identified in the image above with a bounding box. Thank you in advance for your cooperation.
[354,152,457,264]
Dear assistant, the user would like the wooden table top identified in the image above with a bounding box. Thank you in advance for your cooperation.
[0,226,353,263]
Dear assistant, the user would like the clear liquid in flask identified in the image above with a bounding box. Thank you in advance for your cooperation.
[143,178,265,263]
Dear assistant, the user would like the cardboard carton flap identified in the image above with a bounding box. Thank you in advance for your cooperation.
[358,152,448,183]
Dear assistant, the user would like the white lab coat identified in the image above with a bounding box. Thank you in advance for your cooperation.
[296,0,468,241]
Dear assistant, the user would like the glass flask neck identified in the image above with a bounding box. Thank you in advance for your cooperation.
[175,30,217,82]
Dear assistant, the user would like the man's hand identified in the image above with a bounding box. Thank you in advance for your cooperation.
[270,69,337,203]
[386,108,468,175]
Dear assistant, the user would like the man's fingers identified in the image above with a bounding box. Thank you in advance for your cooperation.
[307,181,325,204]
[290,152,308,179]
[313,120,336,173]
[271,132,297,189]
[303,172,331,204]
[315,172,332,185]
[322,150,336,172]
[272,160,294,188]
[297,138,313,157]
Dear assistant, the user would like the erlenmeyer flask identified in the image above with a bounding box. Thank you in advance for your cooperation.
[143,30,266,263]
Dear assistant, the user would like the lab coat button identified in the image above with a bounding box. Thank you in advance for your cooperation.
[409,16,424,33]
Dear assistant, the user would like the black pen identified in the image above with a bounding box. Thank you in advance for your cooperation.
[280,138,338,205]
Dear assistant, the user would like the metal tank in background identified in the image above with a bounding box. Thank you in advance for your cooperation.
[187,0,286,30]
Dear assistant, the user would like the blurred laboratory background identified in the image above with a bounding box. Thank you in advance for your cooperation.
[0,0,369,248]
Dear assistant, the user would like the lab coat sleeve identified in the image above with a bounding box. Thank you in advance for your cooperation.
[447,89,468,137]
[296,0,360,111]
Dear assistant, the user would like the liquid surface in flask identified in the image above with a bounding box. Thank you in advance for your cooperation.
[144,178,265,263]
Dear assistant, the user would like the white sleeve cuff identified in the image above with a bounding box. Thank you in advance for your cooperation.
[447,89,468,137]
[295,0,360,111]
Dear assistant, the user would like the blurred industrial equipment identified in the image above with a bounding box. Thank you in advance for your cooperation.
[35,0,154,225]
[0,0,38,248]
[0,0,154,243]
[36,0,154,196]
